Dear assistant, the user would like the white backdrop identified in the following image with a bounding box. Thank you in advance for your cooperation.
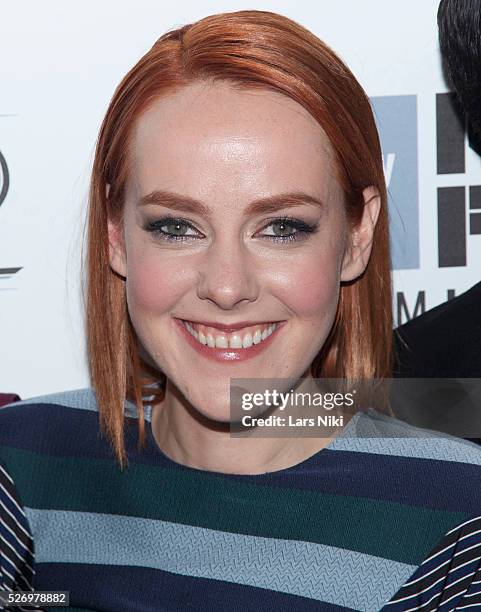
[1,0,480,398]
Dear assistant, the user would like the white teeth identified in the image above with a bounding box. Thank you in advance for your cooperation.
[261,325,275,340]
[229,334,243,349]
[252,329,262,344]
[183,320,279,349]
[242,333,253,348]
[215,335,229,348]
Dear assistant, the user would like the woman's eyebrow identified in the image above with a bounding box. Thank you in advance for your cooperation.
[137,189,325,215]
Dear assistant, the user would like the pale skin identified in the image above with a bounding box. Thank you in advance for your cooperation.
[108,79,380,475]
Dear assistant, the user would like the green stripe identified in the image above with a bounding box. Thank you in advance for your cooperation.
[1,446,466,565]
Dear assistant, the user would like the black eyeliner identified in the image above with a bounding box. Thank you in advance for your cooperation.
[262,216,320,242]
[143,215,200,241]
[269,216,319,233]
[143,214,319,243]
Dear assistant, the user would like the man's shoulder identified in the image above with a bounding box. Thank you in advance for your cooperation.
[394,280,481,376]
[399,279,481,336]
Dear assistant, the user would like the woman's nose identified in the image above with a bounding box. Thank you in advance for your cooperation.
[196,240,259,309]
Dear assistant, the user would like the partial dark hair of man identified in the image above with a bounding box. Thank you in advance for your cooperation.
[393,0,481,441]
[438,0,481,137]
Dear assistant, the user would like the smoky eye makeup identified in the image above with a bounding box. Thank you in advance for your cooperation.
[143,215,202,242]
[259,216,320,242]
[142,214,320,243]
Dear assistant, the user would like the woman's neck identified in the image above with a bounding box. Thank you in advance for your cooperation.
[149,377,345,475]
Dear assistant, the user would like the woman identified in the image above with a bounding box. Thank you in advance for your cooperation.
[1,9,481,611]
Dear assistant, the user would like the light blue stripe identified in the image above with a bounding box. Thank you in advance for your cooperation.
[330,409,481,465]
[25,507,414,611]
[329,435,481,465]
[9,389,481,465]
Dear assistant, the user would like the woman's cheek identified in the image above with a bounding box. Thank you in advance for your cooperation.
[125,250,192,315]
[273,258,340,319]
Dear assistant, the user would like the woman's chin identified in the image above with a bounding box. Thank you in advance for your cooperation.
[173,384,229,421]
[193,401,236,425]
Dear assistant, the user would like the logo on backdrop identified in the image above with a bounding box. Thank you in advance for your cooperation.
[372,93,481,273]
[371,95,419,271]
[372,94,481,324]
[0,149,9,207]
[436,92,481,267]
[0,143,22,282]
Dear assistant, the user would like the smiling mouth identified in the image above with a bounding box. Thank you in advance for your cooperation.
[180,319,281,349]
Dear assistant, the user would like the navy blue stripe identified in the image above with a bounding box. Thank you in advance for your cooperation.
[0,403,139,461]
[2,403,481,516]
[252,450,481,513]
[34,563,355,612]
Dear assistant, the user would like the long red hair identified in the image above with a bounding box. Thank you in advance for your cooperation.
[85,10,392,469]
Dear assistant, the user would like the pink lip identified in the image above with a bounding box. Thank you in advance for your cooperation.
[174,318,286,362]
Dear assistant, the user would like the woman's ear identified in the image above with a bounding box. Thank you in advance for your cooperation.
[340,186,381,282]
[106,183,127,278]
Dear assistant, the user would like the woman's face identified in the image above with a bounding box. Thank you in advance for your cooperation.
[108,80,376,422]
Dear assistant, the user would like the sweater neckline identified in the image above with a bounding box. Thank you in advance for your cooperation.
[140,408,364,478]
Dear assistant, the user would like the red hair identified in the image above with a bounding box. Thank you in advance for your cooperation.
[85,10,392,469]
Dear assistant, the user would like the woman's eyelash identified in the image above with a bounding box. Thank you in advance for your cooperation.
[262,217,319,242]
[143,216,200,242]
[143,215,319,243]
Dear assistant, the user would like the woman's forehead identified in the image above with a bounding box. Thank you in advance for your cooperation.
[128,81,338,203]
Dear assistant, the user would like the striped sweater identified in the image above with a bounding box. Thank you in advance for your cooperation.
[0,388,481,611]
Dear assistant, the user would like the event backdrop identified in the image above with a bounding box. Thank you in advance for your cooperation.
[1,1,480,398]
